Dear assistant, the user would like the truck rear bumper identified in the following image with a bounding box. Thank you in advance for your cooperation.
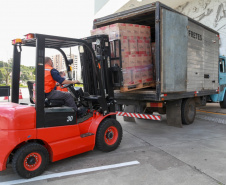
[116,111,161,121]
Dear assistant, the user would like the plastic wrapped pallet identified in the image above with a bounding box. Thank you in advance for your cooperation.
[122,67,134,86]
[142,64,153,83]
[134,67,142,84]
[90,23,154,91]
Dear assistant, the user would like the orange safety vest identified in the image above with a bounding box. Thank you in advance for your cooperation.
[44,65,56,93]
[56,83,68,92]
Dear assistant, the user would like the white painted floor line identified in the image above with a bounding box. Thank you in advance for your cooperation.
[0,161,140,185]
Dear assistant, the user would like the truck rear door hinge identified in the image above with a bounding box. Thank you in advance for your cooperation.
[156,81,161,85]
[156,19,160,23]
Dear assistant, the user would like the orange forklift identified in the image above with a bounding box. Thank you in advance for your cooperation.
[0,33,122,178]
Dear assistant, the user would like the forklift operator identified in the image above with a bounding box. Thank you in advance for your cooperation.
[44,57,79,111]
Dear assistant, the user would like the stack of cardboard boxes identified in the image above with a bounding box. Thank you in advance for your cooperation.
[91,23,154,90]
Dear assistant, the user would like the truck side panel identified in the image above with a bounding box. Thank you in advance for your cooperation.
[161,8,188,93]
[187,21,219,91]
[203,28,219,90]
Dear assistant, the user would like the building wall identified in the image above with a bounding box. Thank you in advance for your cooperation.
[117,0,189,12]
[94,0,130,18]
[52,55,64,71]
[175,0,226,56]
[51,53,81,81]
[95,0,110,14]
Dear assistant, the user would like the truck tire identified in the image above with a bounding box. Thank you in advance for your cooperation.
[181,98,196,125]
[12,143,49,178]
[220,93,226,108]
[123,105,135,122]
[96,118,122,152]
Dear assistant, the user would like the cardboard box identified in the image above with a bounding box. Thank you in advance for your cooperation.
[126,24,134,36]
[136,54,143,66]
[129,54,137,67]
[142,65,153,83]
[142,54,152,65]
[115,40,120,57]
[100,26,110,35]
[109,23,127,40]
[133,24,140,36]
[137,37,145,54]
[145,26,151,37]
[90,29,96,36]
[121,36,129,52]
[145,38,151,55]
[129,36,138,54]
[122,67,134,86]
[139,25,146,37]
[121,55,129,68]
[134,67,142,84]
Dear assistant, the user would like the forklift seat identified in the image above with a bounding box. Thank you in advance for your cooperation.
[27,81,65,107]
[27,81,35,104]
[45,99,65,107]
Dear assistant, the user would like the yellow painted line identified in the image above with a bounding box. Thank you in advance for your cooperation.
[197,109,226,116]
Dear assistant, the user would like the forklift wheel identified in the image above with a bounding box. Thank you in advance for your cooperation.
[12,143,49,178]
[96,118,122,152]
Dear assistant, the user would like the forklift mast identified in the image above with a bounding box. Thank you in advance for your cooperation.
[80,35,115,113]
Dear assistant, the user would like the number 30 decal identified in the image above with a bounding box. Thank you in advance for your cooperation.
[67,116,73,122]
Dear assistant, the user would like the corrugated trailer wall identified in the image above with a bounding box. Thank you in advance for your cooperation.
[187,20,219,92]
[203,28,219,90]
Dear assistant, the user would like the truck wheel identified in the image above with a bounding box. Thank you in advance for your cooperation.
[12,143,49,178]
[220,93,226,108]
[181,98,196,125]
[96,118,122,152]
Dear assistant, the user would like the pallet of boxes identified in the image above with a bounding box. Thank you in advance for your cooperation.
[91,23,155,92]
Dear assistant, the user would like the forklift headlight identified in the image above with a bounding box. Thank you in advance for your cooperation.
[12,38,22,45]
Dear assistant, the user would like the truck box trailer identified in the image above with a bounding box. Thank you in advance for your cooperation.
[92,2,220,127]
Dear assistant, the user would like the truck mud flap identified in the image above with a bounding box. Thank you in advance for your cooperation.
[166,99,182,128]
[116,111,161,121]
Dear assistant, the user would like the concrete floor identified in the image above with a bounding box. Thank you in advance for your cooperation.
[0,90,226,185]
[0,103,226,184]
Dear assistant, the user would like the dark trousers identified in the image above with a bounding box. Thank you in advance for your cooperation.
[46,90,77,111]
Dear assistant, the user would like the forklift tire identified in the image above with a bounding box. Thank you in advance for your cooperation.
[181,98,196,125]
[12,143,49,178]
[96,118,123,152]
[220,93,226,108]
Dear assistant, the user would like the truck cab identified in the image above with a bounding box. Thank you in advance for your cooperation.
[210,55,226,108]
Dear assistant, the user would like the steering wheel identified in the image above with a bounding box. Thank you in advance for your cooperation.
[62,84,74,88]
